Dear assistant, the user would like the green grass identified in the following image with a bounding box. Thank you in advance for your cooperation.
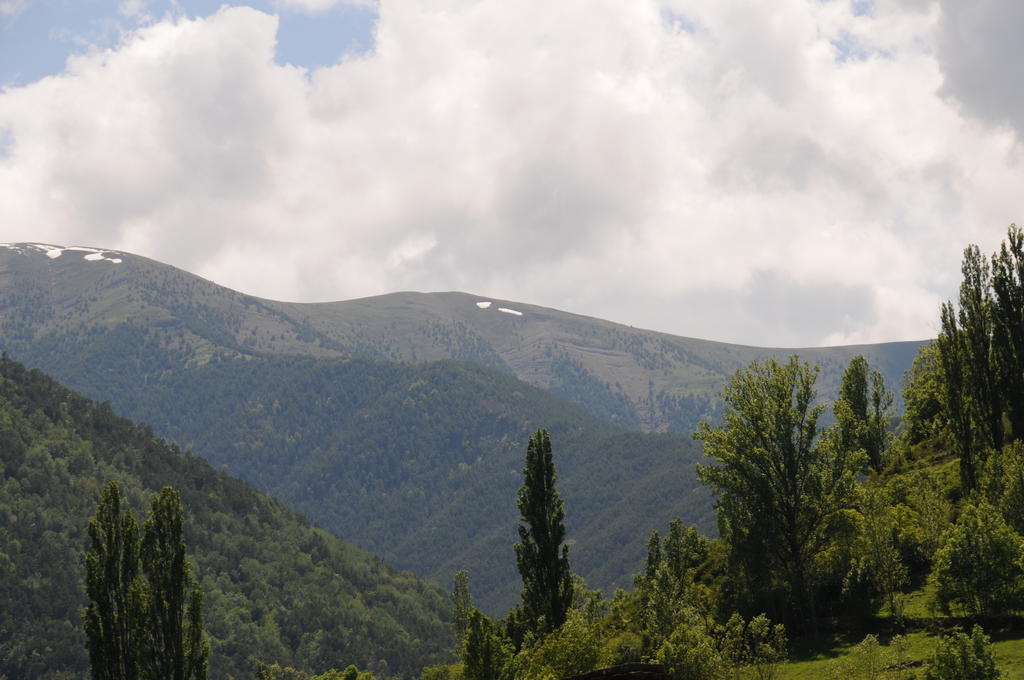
[776,624,1024,679]
[779,630,930,679]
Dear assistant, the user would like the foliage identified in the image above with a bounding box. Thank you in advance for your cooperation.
[900,342,946,450]
[991,225,1024,442]
[825,633,913,680]
[980,441,1024,535]
[255,661,376,680]
[845,484,909,619]
[695,357,861,629]
[0,355,452,679]
[136,486,208,680]
[31,350,710,613]
[657,622,726,680]
[452,571,475,656]
[923,625,1001,680]
[84,481,142,680]
[634,520,710,651]
[511,608,605,680]
[930,502,1024,616]
[901,467,955,563]
[514,430,573,639]
[85,482,208,680]
[738,614,787,680]
[935,226,1024,491]
[836,355,894,471]
[463,611,511,680]
[420,665,464,680]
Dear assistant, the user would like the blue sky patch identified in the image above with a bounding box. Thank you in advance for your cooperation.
[0,1,378,87]
[660,7,696,35]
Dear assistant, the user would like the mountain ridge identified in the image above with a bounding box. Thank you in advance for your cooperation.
[0,241,927,433]
[0,242,926,612]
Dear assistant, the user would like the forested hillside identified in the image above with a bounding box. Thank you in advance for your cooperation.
[0,355,452,679]
[0,242,918,611]
[0,242,922,434]
[41,351,712,612]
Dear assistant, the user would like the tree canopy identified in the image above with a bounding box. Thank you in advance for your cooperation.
[695,357,860,629]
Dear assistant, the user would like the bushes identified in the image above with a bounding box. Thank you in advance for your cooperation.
[930,503,1024,616]
[924,626,1000,680]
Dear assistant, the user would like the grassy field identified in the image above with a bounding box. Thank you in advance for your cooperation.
[776,624,1024,678]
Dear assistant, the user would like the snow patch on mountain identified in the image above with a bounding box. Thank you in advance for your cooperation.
[498,307,523,316]
[1,243,125,264]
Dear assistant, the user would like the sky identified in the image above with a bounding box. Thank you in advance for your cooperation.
[0,0,1021,347]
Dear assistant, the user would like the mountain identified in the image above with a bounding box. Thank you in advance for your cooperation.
[0,355,452,679]
[91,353,713,613]
[0,242,925,434]
[0,243,926,612]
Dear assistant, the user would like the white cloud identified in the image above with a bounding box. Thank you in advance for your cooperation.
[0,0,1021,346]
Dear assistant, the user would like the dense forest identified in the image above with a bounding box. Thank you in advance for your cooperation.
[0,356,453,679]
[0,346,712,612]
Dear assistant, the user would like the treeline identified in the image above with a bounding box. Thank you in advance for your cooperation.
[427,225,1024,680]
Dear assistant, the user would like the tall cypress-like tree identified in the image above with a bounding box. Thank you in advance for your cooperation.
[937,303,978,491]
[84,481,141,680]
[514,429,573,638]
[138,487,208,680]
[451,570,475,654]
[837,355,870,452]
[991,224,1024,441]
[835,355,893,471]
[958,246,1003,452]
[936,230,1024,491]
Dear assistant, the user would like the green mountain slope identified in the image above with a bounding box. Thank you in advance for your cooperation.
[0,356,452,679]
[0,243,920,613]
[30,349,713,613]
[0,243,924,433]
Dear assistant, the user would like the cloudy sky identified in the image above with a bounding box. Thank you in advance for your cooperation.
[1,0,1021,347]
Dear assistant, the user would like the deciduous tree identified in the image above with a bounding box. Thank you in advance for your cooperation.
[695,357,860,631]
[464,610,511,680]
[931,502,1024,617]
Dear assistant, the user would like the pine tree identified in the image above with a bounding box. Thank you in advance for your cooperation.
[514,429,573,638]
[84,481,141,680]
[137,487,209,680]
